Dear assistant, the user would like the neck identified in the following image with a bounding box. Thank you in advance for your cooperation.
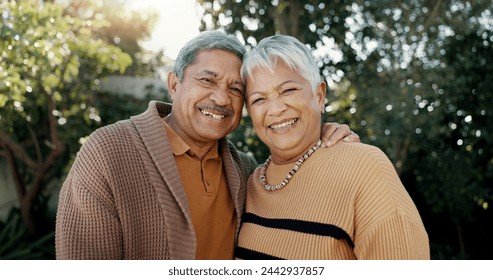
[270,138,321,165]
[261,138,323,191]
[163,115,217,159]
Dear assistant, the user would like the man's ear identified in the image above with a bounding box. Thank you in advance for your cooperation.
[316,81,327,111]
[167,72,179,100]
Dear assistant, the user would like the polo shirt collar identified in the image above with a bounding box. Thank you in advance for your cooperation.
[162,118,219,159]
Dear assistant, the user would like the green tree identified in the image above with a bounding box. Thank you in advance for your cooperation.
[0,0,131,235]
[58,0,165,78]
[414,29,493,258]
[198,0,493,258]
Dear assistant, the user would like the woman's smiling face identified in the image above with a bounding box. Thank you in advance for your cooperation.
[245,60,326,164]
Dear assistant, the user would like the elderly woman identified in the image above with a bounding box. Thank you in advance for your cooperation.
[236,35,430,260]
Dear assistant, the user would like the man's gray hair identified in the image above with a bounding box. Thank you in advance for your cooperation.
[241,35,321,92]
[173,30,246,81]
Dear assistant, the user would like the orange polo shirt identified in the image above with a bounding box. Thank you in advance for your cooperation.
[162,120,236,259]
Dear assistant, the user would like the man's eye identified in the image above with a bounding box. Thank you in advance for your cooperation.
[200,78,214,84]
[230,88,244,96]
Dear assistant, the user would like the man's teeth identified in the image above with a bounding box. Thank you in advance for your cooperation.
[270,119,297,129]
[201,109,225,120]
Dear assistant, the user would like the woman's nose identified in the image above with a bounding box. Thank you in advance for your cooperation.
[267,94,288,115]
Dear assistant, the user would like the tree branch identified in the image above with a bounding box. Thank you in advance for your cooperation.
[395,135,412,176]
[27,124,43,162]
[288,0,300,38]
[24,135,65,221]
[0,130,40,170]
[45,93,63,148]
[41,52,73,150]
[1,142,27,198]
[421,0,443,37]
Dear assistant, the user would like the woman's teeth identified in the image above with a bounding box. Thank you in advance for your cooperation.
[270,118,297,130]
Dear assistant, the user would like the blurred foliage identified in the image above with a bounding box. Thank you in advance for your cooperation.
[0,0,167,255]
[57,0,169,77]
[1,0,491,260]
[199,0,493,259]
[0,201,55,260]
[0,0,132,236]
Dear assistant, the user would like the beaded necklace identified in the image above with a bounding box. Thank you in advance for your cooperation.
[260,139,323,191]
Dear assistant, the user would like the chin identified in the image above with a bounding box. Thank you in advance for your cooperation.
[266,139,300,152]
[199,128,231,141]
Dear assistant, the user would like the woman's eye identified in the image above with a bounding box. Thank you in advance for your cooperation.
[250,98,265,105]
[282,88,297,94]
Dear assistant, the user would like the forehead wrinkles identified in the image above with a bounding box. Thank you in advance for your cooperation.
[193,68,244,88]
[196,69,217,78]
[246,67,297,92]
[248,80,295,95]
[246,62,307,90]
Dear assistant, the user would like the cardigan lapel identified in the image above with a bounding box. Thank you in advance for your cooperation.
[130,101,192,222]
[130,101,196,259]
[219,139,246,237]
[130,101,246,257]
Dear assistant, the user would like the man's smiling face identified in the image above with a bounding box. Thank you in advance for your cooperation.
[167,49,245,148]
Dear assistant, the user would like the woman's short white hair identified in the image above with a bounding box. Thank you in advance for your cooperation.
[241,35,321,92]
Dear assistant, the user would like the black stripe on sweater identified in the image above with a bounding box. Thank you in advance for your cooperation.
[235,247,285,260]
[242,212,355,248]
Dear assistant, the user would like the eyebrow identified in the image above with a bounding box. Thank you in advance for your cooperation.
[196,70,244,88]
[248,80,299,95]
[196,70,218,77]
[232,80,245,88]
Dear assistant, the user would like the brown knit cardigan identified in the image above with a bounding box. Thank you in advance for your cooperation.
[55,101,257,259]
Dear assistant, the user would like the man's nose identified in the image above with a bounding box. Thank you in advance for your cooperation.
[209,87,231,106]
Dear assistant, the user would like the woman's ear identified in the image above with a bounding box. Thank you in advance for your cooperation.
[167,72,179,100]
[316,81,327,112]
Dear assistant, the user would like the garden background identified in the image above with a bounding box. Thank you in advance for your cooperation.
[1,0,492,259]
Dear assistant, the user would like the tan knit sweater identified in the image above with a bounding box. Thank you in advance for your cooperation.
[55,101,257,259]
[236,142,430,260]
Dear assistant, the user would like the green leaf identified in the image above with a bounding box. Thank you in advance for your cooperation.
[0,94,8,107]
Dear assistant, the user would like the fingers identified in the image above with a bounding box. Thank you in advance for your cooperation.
[343,131,361,143]
[320,123,352,147]
[320,122,339,143]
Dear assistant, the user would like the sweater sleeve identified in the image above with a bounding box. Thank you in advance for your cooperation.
[351,145,430,260]
[55,130,123,259]
[226,140,258,183]
[239,151,258,178]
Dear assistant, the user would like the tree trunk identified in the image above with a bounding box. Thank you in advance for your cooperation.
[456,223,466,257]
[276,0,301,37]
[1,138,65,235]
